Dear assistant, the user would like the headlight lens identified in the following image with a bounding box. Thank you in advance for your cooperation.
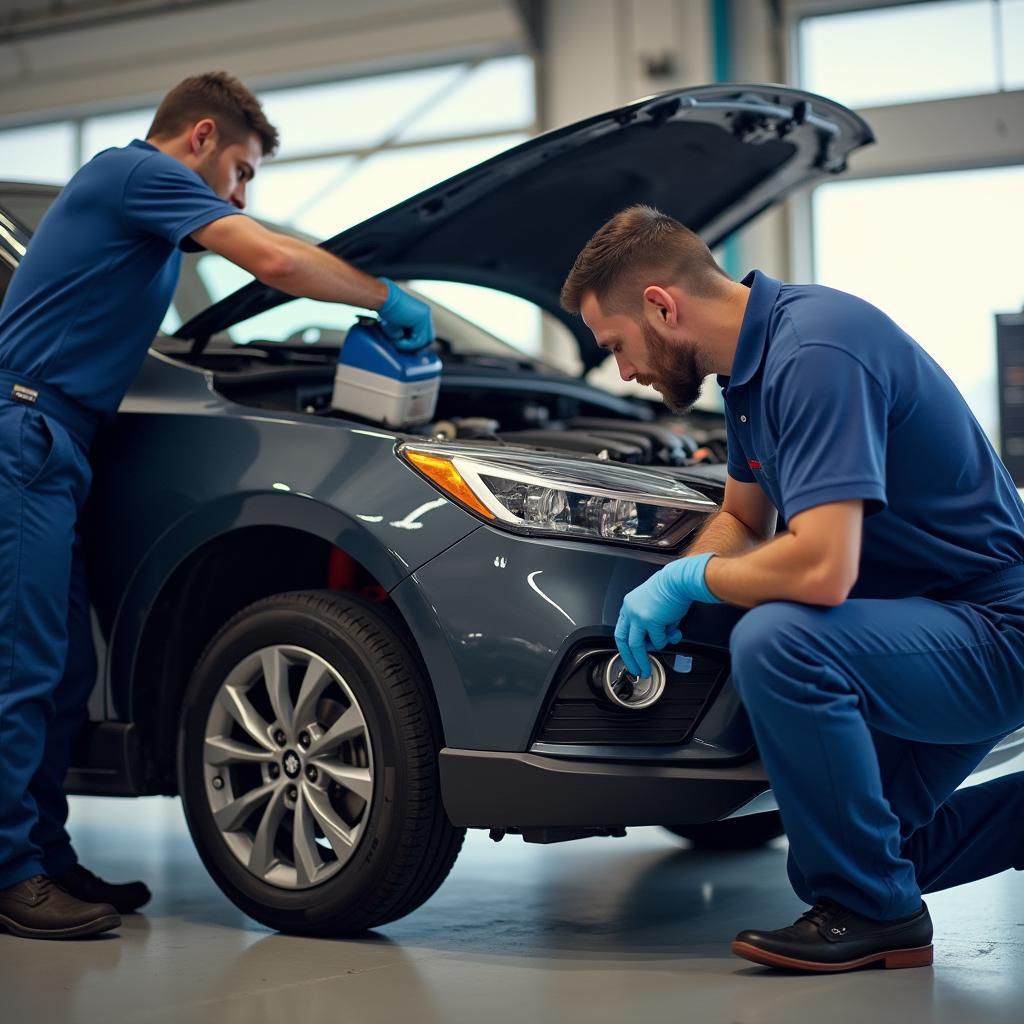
[400,442,717,548]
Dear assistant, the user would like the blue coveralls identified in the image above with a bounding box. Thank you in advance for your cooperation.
[0,140,237,891]
[720,271,1024,921]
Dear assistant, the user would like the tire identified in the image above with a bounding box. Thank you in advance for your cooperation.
[664,811,784,850]
[177,589,465,935]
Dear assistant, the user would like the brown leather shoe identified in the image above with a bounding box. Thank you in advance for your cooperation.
[0,875,120,939]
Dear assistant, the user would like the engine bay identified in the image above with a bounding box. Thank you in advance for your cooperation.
[155,334,731,475]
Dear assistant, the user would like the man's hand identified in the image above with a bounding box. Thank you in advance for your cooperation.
[376,278,434,351]
[615,552,720,678]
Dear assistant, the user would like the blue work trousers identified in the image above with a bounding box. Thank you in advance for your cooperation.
[729,566,1024,921]
[0,399,95,890]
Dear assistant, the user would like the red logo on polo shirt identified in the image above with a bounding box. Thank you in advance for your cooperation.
[748,459,762,471]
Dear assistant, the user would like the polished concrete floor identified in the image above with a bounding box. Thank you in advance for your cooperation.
[2,795,1022,1024]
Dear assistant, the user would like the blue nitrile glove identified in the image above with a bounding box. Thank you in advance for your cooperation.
[614,553,721,678]
[377,278,434,351]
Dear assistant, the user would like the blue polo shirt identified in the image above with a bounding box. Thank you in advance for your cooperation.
[0,139,239,416]
[719,271,1024,599]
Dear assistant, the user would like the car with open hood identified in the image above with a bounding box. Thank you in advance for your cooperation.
[5,83,1020,936]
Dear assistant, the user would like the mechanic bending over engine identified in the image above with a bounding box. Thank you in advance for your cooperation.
[561,204,1024,974]
[0,71,433,940]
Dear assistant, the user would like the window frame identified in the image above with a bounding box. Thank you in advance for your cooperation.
[0,51,539,188]
[784,0,1024,282]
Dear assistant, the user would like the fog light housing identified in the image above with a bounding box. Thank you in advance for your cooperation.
[601,654,666,710]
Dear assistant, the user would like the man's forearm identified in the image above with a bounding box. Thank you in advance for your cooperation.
[704,532,839,608]
[685,509,765,558]
[266,236,388,309]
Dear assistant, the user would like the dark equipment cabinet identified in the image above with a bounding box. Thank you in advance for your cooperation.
[997,312,1024,486]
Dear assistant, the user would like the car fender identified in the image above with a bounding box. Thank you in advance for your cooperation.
[106,489,475,717]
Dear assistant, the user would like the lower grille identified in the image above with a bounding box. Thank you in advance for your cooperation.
[536,647,727,746]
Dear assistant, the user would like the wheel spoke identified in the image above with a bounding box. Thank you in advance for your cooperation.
[312,759,373,803]
[302,781,356,858]
[219,686,275,751]
[204,736,275,767]
[292,788,322,887]
[214,781,276,832]
[248,784,289,879]
[293,659,330,732]
[306,705,365,758]
[261,648,294,737]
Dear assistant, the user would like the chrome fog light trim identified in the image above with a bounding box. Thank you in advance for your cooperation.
[602,654,667,710]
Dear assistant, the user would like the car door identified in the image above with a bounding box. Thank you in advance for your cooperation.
[0,198,33,309]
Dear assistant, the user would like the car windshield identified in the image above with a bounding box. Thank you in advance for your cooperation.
[189,243,723,411]
[193,251,585,373]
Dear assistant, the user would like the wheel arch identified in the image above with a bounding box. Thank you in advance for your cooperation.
[115,496,436,793]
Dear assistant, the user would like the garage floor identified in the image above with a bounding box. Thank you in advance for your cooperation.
[3,796,1022,1024]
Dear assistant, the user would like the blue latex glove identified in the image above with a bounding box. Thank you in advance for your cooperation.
[377,278,434,351]
[614,553,721,678]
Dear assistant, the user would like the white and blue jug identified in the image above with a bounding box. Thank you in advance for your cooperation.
[331,316,442,428]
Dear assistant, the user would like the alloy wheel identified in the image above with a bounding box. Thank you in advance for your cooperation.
[202,645,374,889]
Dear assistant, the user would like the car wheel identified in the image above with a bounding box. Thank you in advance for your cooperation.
[178,589,465,935]
[664,811,784,850]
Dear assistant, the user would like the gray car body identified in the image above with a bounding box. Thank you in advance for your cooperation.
[2,83,1021,833]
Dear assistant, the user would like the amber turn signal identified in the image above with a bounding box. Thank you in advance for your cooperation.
[404,451,495,520]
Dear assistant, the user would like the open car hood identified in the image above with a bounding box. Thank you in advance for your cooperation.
[175,83,872,370]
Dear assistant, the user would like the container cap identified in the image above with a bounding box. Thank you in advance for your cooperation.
[338,318,441,383]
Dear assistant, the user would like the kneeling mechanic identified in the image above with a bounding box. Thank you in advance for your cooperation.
[561,204,1024,973]
[0,71,434,940]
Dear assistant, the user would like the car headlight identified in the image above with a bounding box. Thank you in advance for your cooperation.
[399,442,718,549]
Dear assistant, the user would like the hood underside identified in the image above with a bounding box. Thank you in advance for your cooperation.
[176,83,872,368]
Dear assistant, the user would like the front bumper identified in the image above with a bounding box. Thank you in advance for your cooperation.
[439,748,769,829]
[390,526,749,754]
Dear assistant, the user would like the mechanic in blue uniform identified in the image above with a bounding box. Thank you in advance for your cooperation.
[0,72,433,940]
[562,204,1024,973]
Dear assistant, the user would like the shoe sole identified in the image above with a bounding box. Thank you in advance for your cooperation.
[0,910,122,940]
[731,940,934,972]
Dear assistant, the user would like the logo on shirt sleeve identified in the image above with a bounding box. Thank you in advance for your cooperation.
[747,459,762,471]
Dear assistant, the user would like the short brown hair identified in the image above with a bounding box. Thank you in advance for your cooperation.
[560,205,730,316]
[148,71,279,156]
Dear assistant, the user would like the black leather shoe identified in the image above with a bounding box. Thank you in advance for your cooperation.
[52,864,151,914]
[732,898,933,972]
[0,875,120,939]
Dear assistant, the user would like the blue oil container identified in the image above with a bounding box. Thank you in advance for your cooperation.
[331,317,442,428]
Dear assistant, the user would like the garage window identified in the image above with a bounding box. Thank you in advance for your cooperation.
[812,165,1024,442]
[799,0,1024,109]
[247,55,535,233]
[0,53,536,219]
[797,1,1024,447]
[0,122,76,185]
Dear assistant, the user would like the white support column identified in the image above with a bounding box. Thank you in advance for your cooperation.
[536,0,717,367]
[540,0,715,131]
[540,0,790,278]
[726,0,792,280]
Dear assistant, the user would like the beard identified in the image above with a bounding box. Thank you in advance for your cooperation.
[639,319,706,412]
